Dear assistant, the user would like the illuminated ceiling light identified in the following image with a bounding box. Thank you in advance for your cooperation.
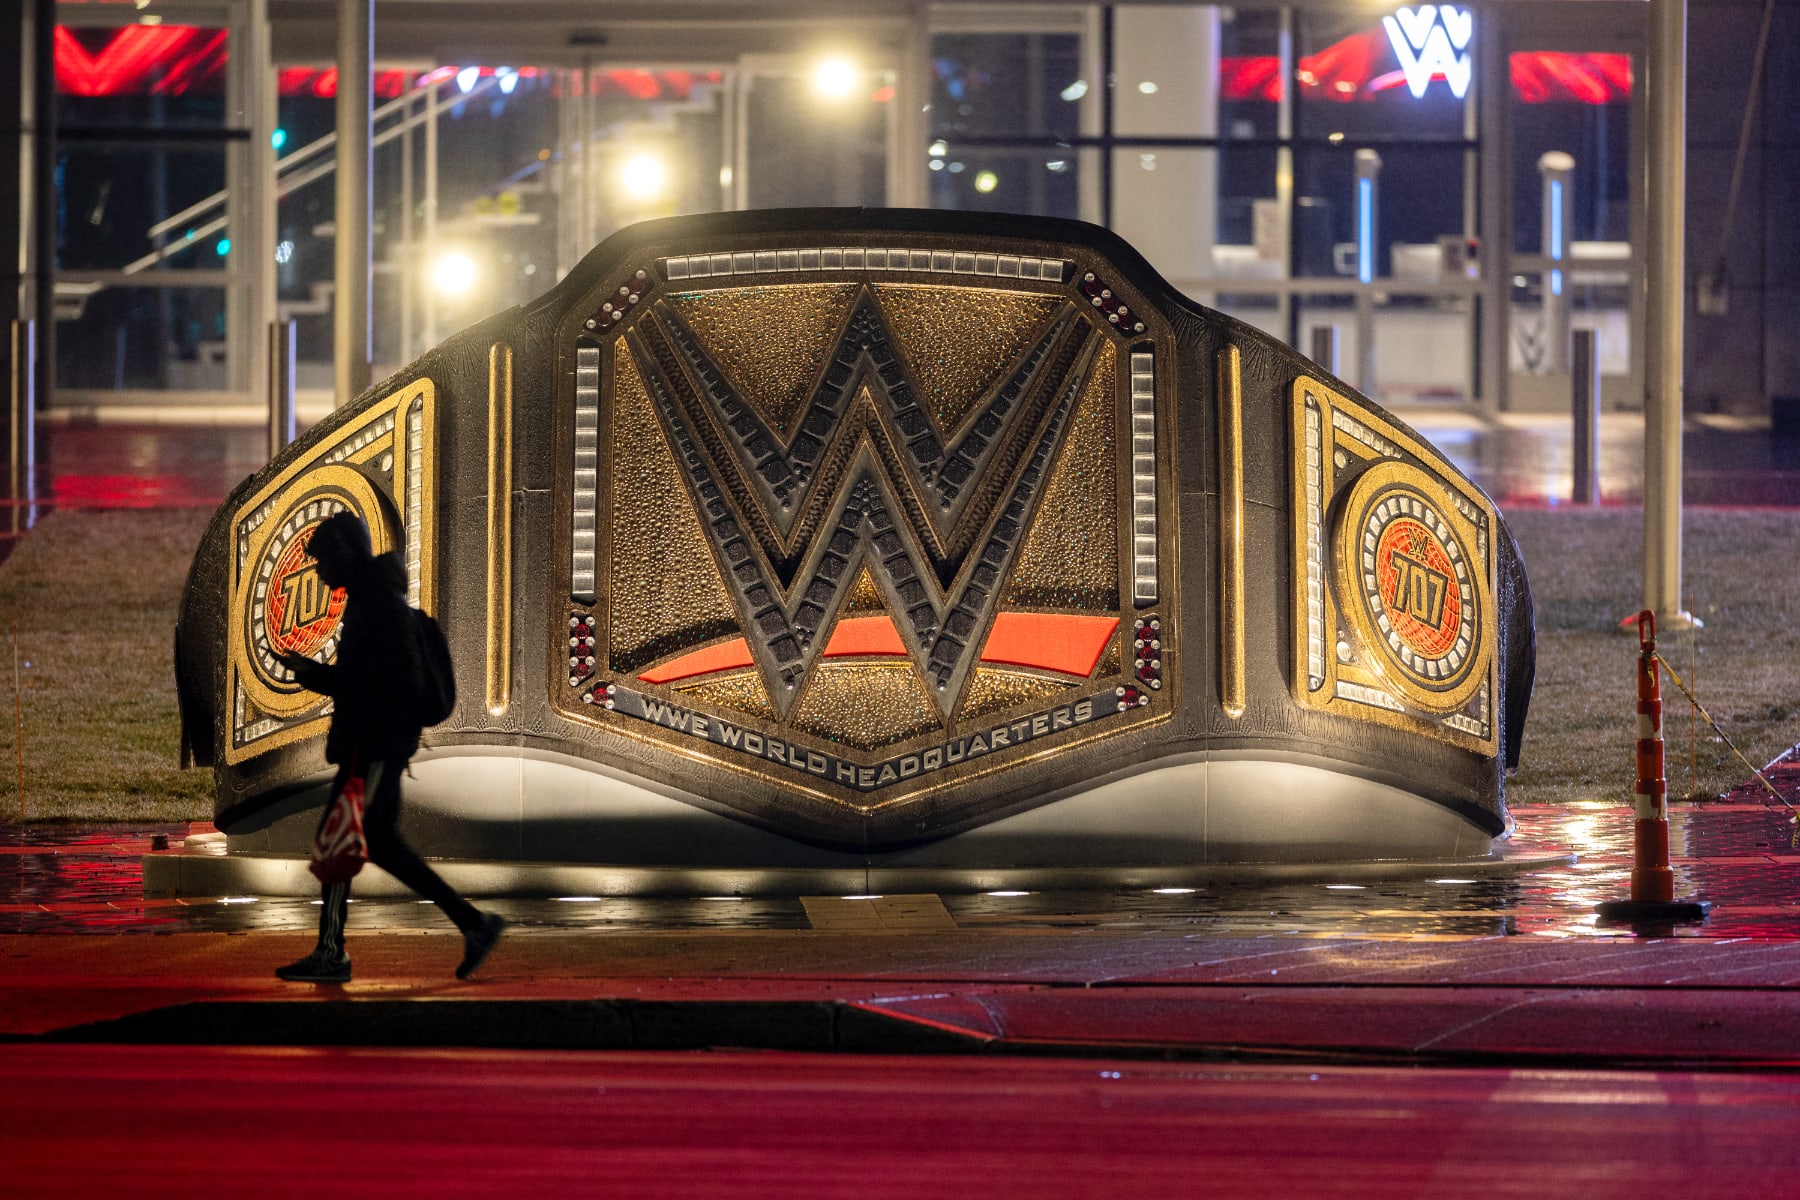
[1328,131,1345,144]
[432,251,478,296]
[1137,80,1159,95]
[973,170,998,194]
[812,57,859,100]
[1151,887,1196,895]
[619,153,668,200]
[1060,79,1089,102]
[218,896,257,904]
[274,240,294,264]
[986,890,1032,897]
[497,67,518,95]
[555,896,603,902]
[1324,884,1366,890]
[841,894,882,900]
[929,159,944,172]
[1045,159,1069,173]
[928,140,948,158]
[1433,878,1478,885]
[455,66,480,94]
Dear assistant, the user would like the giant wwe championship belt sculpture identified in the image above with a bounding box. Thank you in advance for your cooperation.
[176,211,1533,876]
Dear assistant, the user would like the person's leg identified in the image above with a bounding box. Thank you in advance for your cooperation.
[276,767,354,982]
[360,759,482,934]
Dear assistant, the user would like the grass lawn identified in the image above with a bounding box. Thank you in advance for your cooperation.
[1,505,1795,823]
[0,509,214,822]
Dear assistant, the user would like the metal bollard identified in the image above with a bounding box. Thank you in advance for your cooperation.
[9,319,36,533]
[1597,611,1710,924]
[268,319,297,460]
[1570,328,1599,504]
[1310,324,1340,377]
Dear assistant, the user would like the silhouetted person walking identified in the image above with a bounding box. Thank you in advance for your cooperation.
[273,511,504,983]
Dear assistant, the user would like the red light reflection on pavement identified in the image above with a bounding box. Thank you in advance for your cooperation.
[3,1045,1799,1198]
[51,474,219,509]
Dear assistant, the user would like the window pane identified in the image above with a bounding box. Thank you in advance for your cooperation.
[1215,145,1282,279]
[58,146,229,272]
[1113,6,1219,138]
[54,24,232,129]
[55,285,229,391]
[745,72,887,208]
[1294,146,1467,279]
[930,32,1085,139]
[928,146,1085,219]
[1295,8,1471,142]
[1218,8,1281,140]
[1508,54,1631,252]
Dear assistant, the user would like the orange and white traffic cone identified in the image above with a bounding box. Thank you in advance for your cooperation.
[1598,610,1709,924]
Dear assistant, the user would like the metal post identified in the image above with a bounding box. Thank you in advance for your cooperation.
[30,0,56,414]
[1310,324,1340,377]
[267,320,296,459]
[333,0,373,407]
[9,321,36,533]
[1353,148,1381,394]
[1571,328,1600,505]
[1538,151,1575,374]
[1644,0,1690,625]
[422,76,439,348]
[399,79,415,365]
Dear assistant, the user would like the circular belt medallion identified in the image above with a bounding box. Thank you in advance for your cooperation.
[1333,463,1486,713]
[235,465,391,718]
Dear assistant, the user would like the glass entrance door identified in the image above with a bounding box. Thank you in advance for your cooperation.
[1499,2,1644,412]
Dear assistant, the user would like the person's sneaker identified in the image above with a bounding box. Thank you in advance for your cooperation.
[275,950,351,983]
[455,913,507,980]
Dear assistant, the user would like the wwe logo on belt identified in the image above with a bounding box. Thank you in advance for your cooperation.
[624,289,1103,719]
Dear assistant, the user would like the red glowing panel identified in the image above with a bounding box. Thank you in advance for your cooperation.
[637,639,755,684]
[639,612,1120,685]
[822,615,908,658]
[1509,53,1632,104]
[977,613,1119,678]
[55,26,226,97]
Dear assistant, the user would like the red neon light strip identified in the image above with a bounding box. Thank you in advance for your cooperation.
[639,612,1119,686]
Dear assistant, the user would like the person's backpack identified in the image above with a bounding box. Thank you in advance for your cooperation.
[410,608,456,727]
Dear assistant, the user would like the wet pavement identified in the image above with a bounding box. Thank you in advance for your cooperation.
[4,797,1797,940]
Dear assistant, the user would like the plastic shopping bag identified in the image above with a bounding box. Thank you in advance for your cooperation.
[309,773,368,884]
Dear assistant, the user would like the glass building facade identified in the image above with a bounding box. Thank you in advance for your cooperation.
[17,1,1751,421]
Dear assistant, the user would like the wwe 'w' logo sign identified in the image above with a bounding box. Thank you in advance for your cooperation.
[1382,5,1473,100]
